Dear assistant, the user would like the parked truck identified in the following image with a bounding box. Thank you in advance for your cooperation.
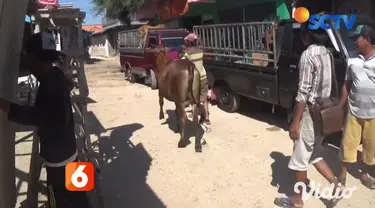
[118,28,189,89]
[193,20,349,122]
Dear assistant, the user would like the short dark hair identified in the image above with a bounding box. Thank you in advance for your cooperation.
[349,25,375,45]
[26,32,64,63]
[300,22,329,46]
[35,50,64,62]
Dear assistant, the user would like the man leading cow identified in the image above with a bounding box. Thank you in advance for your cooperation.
[181,33,211,125]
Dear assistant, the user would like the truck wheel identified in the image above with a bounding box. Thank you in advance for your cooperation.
[146,69,158,89]
[128,72,136,83]
[120,66,125,72]
[217,85,240,113]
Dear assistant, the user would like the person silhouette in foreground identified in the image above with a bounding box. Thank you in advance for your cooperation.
[338,25,375,190]
[274,23,343,208]
[0,32,91,208]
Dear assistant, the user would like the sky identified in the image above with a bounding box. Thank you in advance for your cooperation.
[61,0,103,24]
[25,0,103,25]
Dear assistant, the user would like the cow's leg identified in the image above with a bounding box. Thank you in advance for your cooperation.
[176,102,188,148]
[191,103,202,152]
[174,107,180,133]
[159,95,164,120]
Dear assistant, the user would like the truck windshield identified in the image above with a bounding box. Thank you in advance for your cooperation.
[161,37,185,47]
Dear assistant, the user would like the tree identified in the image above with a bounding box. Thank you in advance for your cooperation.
[91,0,146,26]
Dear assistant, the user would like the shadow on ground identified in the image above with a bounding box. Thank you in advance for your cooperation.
[71,95,97,104]
[236,98,289,132]
[14,124,34,132]
[88,112,166,208]
[85,58,102,65]
[214,97,344,148]
[164,109,205,148]
[270,144,365,207]
[16,110,166,208]
[270,151,295,196]
[15,130,48,208]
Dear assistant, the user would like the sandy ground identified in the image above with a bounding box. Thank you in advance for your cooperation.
[15,57,374,208]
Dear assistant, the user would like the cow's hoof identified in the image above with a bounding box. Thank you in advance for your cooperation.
[195,145,202,153]
[178,141,186,148]
[174,129,179,134]
[159,114,164,120]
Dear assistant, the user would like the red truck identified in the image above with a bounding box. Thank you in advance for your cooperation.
[118,28,189,89]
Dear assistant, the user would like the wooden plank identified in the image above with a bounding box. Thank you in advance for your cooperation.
[26,132,43,208]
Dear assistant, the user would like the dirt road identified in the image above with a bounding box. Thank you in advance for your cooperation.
[84,58,374,208]
[15,57,374,207]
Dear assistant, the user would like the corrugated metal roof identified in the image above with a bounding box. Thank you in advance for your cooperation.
[82,24,103,34]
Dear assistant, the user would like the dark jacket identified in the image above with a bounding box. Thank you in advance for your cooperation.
[8,67,76,163]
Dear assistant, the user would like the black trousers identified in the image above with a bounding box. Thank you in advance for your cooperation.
[46,164,92,208]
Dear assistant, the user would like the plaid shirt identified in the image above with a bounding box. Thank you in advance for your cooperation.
[295,44,332,104]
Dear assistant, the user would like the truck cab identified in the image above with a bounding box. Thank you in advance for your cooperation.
[118,28,189,89]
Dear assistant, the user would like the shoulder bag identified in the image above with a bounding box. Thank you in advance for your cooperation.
[309,52,345,136]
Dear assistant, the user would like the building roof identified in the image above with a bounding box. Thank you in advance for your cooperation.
[82,24,103,34]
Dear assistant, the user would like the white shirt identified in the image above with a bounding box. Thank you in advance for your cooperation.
[346,54,375,119]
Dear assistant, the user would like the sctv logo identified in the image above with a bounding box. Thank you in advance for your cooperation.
[293,7,356,30]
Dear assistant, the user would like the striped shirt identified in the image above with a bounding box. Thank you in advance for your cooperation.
[295,44,332,104]
[346,55,375,119]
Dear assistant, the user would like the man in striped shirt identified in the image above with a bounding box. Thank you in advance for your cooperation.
[275,23,341,208]
[338,25,375,189]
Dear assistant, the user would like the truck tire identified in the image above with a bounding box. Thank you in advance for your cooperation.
[120,66,125,72]
[128,74,136,83]
[146,69,158,89]
[217,85,240,113]
[127,69,136,83]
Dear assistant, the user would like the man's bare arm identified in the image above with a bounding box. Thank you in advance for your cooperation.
[339,81,351,107]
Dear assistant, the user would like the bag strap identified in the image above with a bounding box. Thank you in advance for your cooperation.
[328,51,338,98]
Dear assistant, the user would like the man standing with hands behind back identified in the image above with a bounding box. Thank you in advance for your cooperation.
[0,32,92,207]
[338,25,375,189]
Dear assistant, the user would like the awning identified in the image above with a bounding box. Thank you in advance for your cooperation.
[135,0,158,20]
[158,0,216,21]
[136,0,216,21]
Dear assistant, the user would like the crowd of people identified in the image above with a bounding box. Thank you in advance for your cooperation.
[0,21,374,207]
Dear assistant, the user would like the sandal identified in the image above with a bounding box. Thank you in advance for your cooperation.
[330,184,345,207]
[361,176,375,190]
[204,119,211,125]
[274,197,303,208]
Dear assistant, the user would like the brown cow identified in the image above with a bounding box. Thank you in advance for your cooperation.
[155,46,204,152]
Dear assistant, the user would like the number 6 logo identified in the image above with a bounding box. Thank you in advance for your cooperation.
[65,162,94,191]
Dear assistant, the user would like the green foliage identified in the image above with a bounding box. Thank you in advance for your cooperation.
[91,0,146,25]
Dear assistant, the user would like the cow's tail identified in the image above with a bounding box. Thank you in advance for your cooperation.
[188,62,199,106]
